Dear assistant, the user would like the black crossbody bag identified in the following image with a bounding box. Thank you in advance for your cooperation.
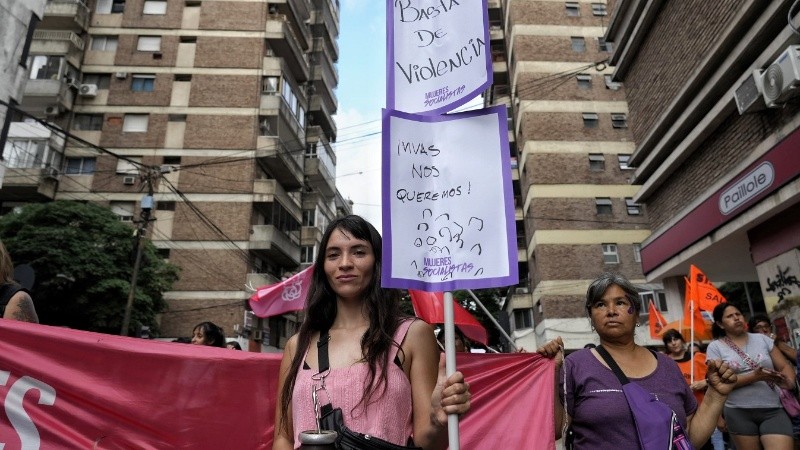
[316,331,422,450]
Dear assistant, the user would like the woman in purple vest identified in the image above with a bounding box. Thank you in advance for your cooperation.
[537,273,737,449]
[272,215,471,450]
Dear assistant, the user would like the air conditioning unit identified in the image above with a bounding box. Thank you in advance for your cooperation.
[41,167,60,179]
[761,45,800,108]
[79,84,98,97]
[115,72,128,79]
[122,175,136,185]
[44,105,60,116]
[734,70,766,114]
[252,330,264,341]
[515,287,529,294]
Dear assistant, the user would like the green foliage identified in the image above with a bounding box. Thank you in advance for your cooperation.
[0,201,179,336]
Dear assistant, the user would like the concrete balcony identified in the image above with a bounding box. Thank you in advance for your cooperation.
[270,0,312,45]
[0,167,60,202]
[312,39,338,84]
[487,0,501,10]
[31,30,85,67]
[255,137,304,190]
[249,225,301,266]
[305,127,335,197]
[308,94,336,142]
[266,15,310,82]
[301,225,323,246]
[509,287,533,310]
[42,0,90,31]
[253,178,301,217]
[23,79,75,112]
[312,0,339,37]
[489,25,504,41]
[247,272,280,291]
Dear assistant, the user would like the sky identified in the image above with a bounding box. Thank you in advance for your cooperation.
[333,0,386,231]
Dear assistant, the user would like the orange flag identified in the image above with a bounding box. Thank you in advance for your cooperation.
[689,265,726,312]
[683,276,712,340]
[649,300,667,339]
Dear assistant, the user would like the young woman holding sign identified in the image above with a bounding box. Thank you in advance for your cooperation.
[272,215,471,450]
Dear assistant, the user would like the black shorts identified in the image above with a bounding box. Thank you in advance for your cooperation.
[724,406,793,437]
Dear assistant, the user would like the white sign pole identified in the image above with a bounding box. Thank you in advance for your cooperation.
[443,291,460,450]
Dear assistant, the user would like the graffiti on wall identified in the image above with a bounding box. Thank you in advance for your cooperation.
[766,265,800,302]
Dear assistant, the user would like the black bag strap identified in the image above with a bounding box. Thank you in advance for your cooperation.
[595,345,630,385]
[317,330,334,415]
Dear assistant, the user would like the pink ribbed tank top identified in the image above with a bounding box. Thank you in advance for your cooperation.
[291,319,415,448]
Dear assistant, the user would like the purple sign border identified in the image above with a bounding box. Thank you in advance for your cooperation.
[381,105,518,291]
[385,0,493,116]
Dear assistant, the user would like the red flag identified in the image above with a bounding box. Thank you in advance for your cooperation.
[249,266,314,317]
[409,290,488,346]
[689,265,726,311]
[648,300,667,339]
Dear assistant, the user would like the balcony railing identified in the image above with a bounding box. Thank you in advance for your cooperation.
[33,29,85,51]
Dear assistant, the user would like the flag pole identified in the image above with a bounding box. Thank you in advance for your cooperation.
[690,299,695,384]
[466,289,517,351]
[443,291,461,450]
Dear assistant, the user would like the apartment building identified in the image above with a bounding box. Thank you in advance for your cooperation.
[487,0,665,350]
[606,2,800,317]
[0,0,65,196]
[0,0,348,348]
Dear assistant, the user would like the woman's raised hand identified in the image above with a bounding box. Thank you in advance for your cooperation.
[430,354,471,427]
[536,337,564,367]
[705,359,737,396]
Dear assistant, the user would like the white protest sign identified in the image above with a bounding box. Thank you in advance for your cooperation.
[387,0,492,115]
[381,106,518,291]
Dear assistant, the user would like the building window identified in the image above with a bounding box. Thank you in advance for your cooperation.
[576,73,592,89]
[163,156,181,165]
[4,139,47,169]
[302,209,315,226]
[582,112,598,128]
[588,153,605,171]
[156,201,176,211]
[633,243,642,263]
[116,157,141,174]
[167,114,186,122]
[143,0,167,14]
[110,201,135,222]
[65,157,96,174]
[157,248,171,259]
[626,198,641,215]
[640,291,668,313]
[137,36,161,52]
[123,114,149,132]
[91,35,118,51]
[96,0,125,13]
[565,2,580,16]
[28,55,64,80]
[301,246,315,264]
[604,74,622,90]
[598,37,613,52]
[618,154,632,170]
[592,3,607,16]
[131,74,156,92]
[73,114,104,131]
[595,198,612,215]
[514,308,533,329]
[259,116,277,136]
[262,76,279,94]
[611,113,628,128]
[571,36,585,53]
[602,243,619,264]
[83,73,111,89]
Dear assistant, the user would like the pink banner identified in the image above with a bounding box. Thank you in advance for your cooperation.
[249,266,314,318]
[0,320,553,449]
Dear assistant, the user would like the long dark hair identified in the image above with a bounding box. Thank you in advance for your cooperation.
[711,302,738,339]
[278,215,403,433]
